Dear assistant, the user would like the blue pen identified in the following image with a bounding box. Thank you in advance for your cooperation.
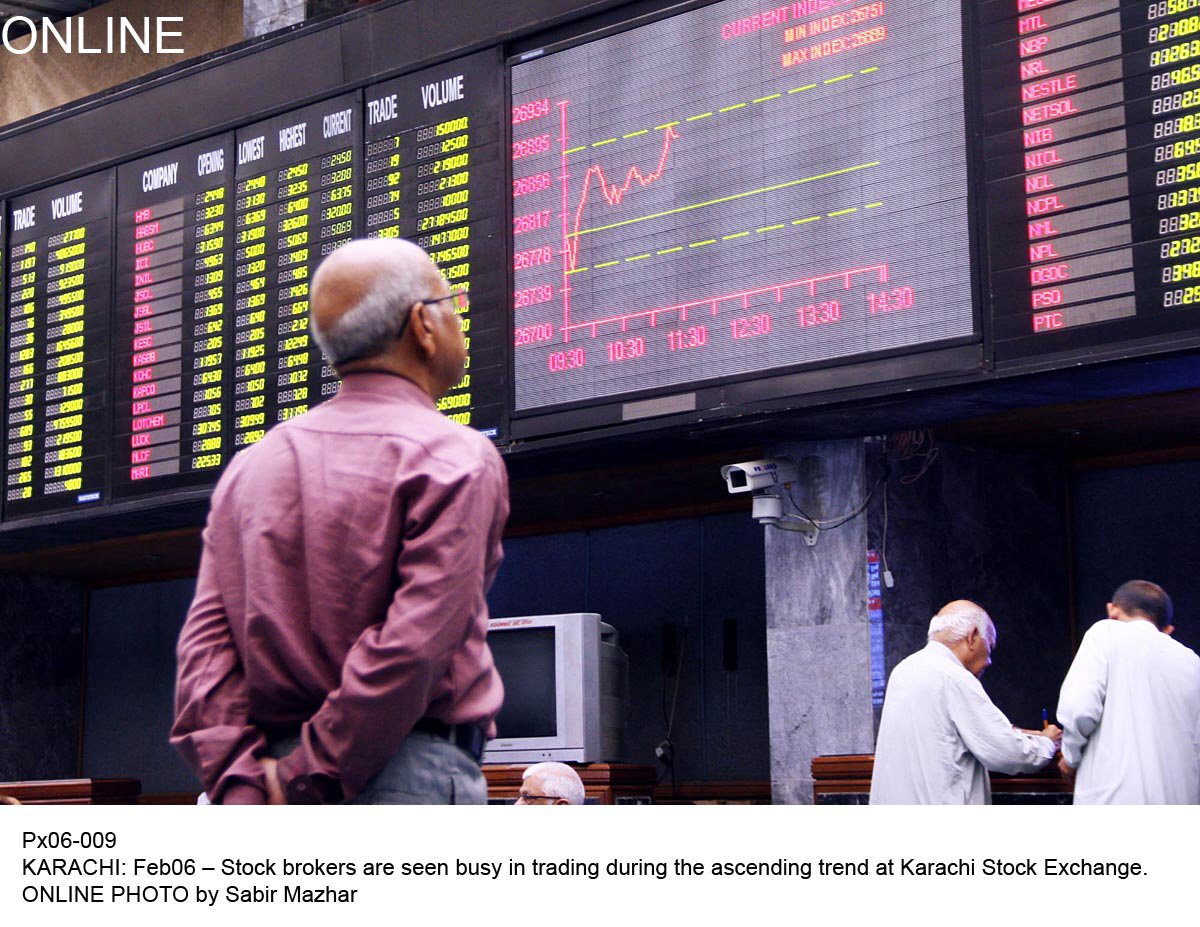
[1042,708,1049,729]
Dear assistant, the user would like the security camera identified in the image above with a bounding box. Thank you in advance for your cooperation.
[720,457,799,494]
[721,456,818,544]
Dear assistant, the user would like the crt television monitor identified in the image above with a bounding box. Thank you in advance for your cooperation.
[483,612,626,765]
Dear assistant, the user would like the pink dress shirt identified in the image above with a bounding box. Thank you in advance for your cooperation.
[171,372,508,803]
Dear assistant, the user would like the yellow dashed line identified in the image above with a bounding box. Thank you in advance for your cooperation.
[574,205,867,273]
[572,70,877,150]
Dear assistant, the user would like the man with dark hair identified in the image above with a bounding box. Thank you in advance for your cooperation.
[172,239,508,804]
[1058,580,1200,804]
[1111,580,1174,630]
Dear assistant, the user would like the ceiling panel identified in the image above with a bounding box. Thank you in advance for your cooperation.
[0,2,100,21]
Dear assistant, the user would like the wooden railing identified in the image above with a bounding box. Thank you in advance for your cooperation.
[812,755,1072,803]
[0,778,141,805]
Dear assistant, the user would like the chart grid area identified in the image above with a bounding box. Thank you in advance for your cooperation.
[510,0,975,412]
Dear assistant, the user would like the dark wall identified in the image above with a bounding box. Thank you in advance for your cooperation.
[81,512,769,793]
[484,512,770,783]
[1072,460,1200,655]
[82,578,198,794]
[0,575,86,781]
[870,443,1074,730]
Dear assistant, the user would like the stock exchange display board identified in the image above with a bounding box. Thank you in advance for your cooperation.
[113,136,233,499]
[5,172,113,520]
[364,50,506,438]
[7,0,1200,528]
[509,0,975,412]
[982,0,1200,359]
[232,93,362,448]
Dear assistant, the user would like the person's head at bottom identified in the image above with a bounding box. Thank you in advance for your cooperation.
[1108,579,1175,635]
[928,599,996,678]
[516,762,585,806]
[310,238,467,400]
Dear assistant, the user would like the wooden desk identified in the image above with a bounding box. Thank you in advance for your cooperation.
[484,763,656,805]
[812,755,1073,804]
[0,778,141,805]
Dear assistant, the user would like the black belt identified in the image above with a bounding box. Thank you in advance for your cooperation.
[413,718,487,763]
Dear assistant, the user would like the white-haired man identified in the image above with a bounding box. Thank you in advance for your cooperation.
[870,600,1062,804]
[173,239,508,805]
[516,762,585,805]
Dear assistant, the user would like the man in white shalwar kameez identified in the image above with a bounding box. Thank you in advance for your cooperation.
[870,600,1061,804]
[1058,580,1200,804]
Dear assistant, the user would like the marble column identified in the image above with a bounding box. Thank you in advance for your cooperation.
[0,575,86,780]
[765,438,877,804]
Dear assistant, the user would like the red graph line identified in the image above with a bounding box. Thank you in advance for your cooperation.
[562,264,890,337]
[564,122,680,272]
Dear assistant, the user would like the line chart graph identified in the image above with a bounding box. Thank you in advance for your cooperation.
[510,0,975,412]
[564,115,679,272]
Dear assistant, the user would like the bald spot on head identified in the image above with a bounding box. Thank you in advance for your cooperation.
[929,599,995,648]
[937,599,980,617]
[310,238,439,336]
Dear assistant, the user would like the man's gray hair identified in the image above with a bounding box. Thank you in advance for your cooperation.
[522,762,585,805]
[311,257,427,366]
[928,600,996,650]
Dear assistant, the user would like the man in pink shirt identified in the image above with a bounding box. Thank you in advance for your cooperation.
[171,239,508,804]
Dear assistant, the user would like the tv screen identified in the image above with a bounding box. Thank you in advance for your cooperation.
[490,626,557,739]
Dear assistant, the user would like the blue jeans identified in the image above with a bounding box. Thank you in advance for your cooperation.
[269,731,487,805]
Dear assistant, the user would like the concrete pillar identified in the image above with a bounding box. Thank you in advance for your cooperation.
[765,438,877,804]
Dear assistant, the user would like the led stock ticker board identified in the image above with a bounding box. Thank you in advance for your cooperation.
[509,0,975,413]
[232,93,362,448]
[364,51,506,438]
[5,173,113,520]
[982,0,1200,360]
[113,136,234,499]
[12,0,1200,528]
